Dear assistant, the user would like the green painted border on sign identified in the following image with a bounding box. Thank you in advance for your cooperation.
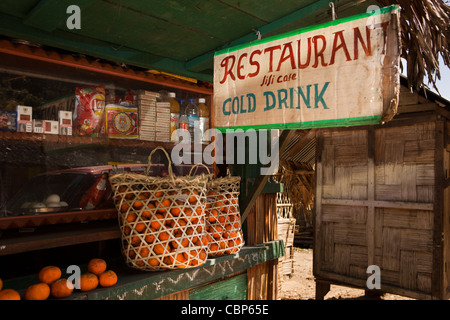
[215,115,383,132]
[215,5,399,57]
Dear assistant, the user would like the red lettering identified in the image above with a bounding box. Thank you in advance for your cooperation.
[298,38,311,69]
[219,55,236,84]
[248,50,261,78]
[276,42,296,71]
[237,53,247,80]
[264,45,281,72]
[312,35,327,68]
[329,30,352,65]
[353,26,372,59]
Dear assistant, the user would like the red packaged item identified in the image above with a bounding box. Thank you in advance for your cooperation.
[80,173,108,210]
[74,85,105,136]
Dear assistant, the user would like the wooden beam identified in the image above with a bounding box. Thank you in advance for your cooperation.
[186,0,332,72]
[0,13,213,82]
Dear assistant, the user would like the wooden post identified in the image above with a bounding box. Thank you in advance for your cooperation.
[246,193,279,300]
[432,117,445,299]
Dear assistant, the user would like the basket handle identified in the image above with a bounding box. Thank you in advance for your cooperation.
[189,163,211,176]
[146,146,174,179]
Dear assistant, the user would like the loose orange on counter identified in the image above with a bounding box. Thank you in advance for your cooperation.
[0,288,21,300]
[24,283,50,300]
[99,270,118,287]
[51,279,73,298]
[38,266,62,284]
[79,273,99,292]
[87,258,107,276]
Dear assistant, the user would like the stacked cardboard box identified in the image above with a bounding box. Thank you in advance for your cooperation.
[155,100,170,142]
[136,90,158,141]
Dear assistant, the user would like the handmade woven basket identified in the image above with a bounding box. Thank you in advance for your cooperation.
[109,147,210,271]
[190,165,245,257]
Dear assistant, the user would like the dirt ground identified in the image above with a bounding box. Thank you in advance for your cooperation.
[279,248,413,300]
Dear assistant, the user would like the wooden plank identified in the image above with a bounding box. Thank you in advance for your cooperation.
[399,91,419,105]
[313,131,324,276]
[432,119,445,299]
[322,146,335,185]
[189,273,248,300]
[367,128,375,267]
[398,103,438,114]
[0,221,120,256]
[321,198,433,211]
[156,289,189,300]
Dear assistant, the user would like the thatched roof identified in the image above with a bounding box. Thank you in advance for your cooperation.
[377,0,450,93]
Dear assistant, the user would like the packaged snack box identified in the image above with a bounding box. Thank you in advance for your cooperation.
[33,119,45,133]
[45,120,59,134]
[105,104,138,139]
[59,110,72,135]
[17,105,32,132]
[0,110,17,132]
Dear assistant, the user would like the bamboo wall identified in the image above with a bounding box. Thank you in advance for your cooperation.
[314,111,449,299]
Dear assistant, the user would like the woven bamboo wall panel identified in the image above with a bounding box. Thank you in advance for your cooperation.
[318,205,368,279]
[374,207,434,291]
[375,122,435,203]
[314,117,446,299]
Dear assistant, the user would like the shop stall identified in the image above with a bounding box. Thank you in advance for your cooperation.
[0,39,283,300]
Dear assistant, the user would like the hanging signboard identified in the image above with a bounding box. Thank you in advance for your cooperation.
[214,5,401,131]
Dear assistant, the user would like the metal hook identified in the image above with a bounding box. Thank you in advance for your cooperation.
[329,2,337,21]
[253,29,262,40]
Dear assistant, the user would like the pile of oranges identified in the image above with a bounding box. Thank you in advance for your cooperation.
[205,190,244,256]
[116,185,209,270]
[0,258,117,300]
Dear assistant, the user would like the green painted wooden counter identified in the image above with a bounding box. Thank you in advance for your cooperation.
[67,240,284,300]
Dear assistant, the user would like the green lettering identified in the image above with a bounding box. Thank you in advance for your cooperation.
[277,89,288,109]
[263,91,276,111]
[314,82,330,109]
[223,98,231,115]
[247,93,256,113]
[232,97,239,114]
[297,85,311,109]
